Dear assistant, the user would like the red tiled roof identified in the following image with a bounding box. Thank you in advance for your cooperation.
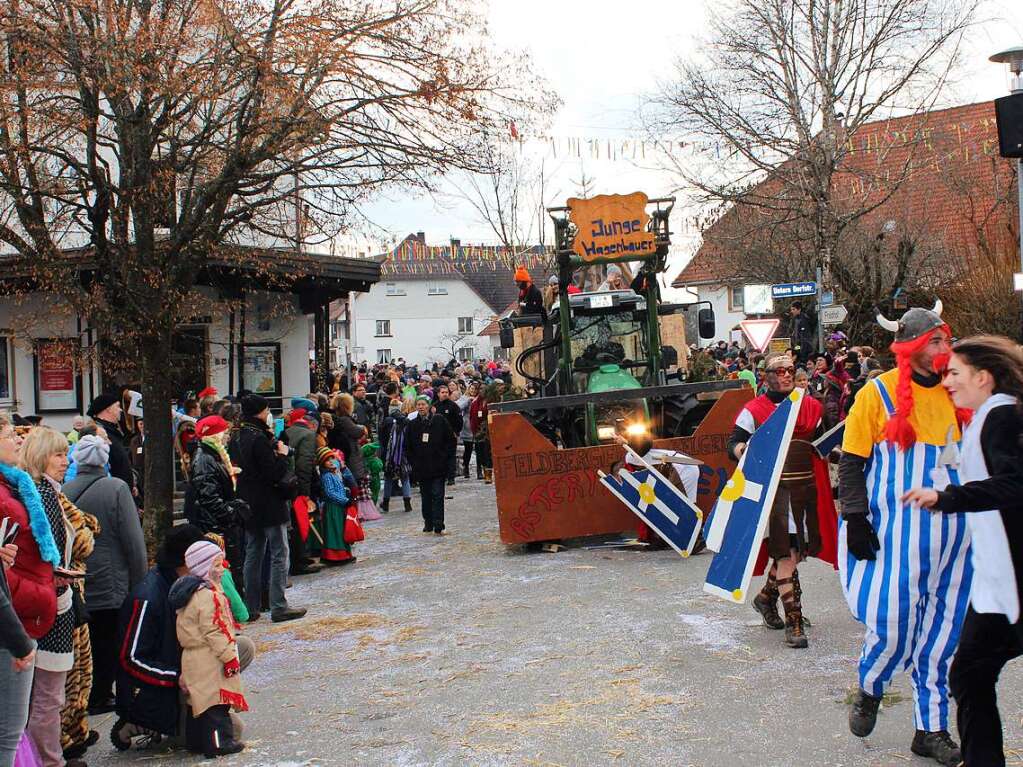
[672,101,1018,287]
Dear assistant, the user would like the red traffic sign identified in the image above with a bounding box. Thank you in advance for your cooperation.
[739,318,780,352]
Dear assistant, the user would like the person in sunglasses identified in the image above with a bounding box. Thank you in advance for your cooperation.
[727,353,837,650]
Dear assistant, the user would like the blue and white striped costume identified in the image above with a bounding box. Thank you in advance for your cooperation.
[838,379,973,732]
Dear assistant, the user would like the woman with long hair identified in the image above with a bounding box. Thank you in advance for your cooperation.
[20,427,79,767]
[902,335,1023,767]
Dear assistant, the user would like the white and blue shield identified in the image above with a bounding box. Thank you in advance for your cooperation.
[704,389,804,603]
[812,421,844,458]
[599,447,704,557]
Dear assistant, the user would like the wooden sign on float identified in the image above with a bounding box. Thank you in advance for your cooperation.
[567,192,656,262]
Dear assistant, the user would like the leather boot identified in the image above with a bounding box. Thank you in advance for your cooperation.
[792,568,810,627]
[779,579,808,649]
[381,497,390,513]
[752,568,784,630]
[848,689,882,737]
[403,497,413,513]
[910,730,961,766]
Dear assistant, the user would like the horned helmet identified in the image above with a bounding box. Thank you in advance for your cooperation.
[876,301,944,344]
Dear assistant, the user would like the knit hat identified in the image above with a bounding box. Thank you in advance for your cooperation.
[316,446,336,467]
[548,275,559,286]
[415,395,431,404]
[514,266,531,283]
[75,435,110,468]
[87,392,119,417]
[241,394,269,418]
[196,415,230,438]
[184,540,223,583]
[197,387,218,400]
[291,397,319,413]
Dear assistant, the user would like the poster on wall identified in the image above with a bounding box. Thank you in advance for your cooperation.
[240,343,281,397]
[34,338,80,413]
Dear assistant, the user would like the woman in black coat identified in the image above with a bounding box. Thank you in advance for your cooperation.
[902,335,1023,767]
[184,415,244,591]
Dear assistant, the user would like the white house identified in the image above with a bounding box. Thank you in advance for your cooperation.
[671,249,749,345]
[351,235,551,367]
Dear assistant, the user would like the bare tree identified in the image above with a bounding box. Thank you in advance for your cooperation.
[0,0,554,547]
[651,0,977,300]
[432,332,476,363]
[450,139,559,265]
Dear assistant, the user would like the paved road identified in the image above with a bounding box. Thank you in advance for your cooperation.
[97,477,1023,766]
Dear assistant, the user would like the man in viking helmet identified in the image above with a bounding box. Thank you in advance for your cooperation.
[838,301,971,766]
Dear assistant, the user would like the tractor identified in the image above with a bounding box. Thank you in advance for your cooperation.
[488,193,751,546]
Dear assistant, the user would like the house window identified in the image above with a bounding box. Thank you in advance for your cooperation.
[457,316,473,334]
[377,348,392,364]
[0,336,10,404]
[375,320,391,337]
[427,283,448,296]
[385,282,406,296]
[457,347,474,362]
[728,286,744,312]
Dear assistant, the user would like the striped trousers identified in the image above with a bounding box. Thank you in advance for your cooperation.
[838,440,973,732]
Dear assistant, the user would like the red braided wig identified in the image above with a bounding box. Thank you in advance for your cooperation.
[885,325,951,450]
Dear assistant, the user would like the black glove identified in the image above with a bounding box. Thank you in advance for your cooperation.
[846,513,880,561]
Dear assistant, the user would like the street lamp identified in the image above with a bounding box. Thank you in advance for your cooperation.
[990,47,1023,336]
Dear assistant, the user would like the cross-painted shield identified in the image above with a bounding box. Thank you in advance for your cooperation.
[704,388,804,603]
[599,447,704,557]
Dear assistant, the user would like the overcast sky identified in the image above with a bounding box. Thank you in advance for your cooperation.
[358,0,1023,294]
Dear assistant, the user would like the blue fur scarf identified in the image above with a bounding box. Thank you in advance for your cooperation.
[0,463,61,567]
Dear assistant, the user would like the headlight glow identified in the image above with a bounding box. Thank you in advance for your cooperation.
[624,422,649,437]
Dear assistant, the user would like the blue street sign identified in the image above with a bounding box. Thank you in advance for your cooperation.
[821,290,834,306]
[771,282,817,299]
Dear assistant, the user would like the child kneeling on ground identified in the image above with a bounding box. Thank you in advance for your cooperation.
[169,540,248,758]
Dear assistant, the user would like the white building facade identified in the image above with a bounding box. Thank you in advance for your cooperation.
[352,277,495,367]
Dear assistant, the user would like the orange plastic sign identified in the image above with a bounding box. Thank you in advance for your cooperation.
[568,192,656,262]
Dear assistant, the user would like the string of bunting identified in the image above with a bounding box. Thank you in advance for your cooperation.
[382,241,552,275]
[519,117,998,163]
